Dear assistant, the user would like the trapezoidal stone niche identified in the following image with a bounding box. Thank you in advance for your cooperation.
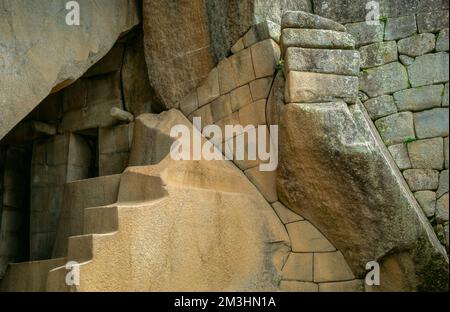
[276,11,449,291]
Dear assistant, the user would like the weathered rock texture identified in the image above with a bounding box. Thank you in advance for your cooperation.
[277,11,449,291]
[142,0,311,109]
[0,0,140,140]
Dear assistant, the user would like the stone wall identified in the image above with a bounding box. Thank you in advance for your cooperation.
[178,20,364,292]
[0,146,30,277]
[345,10,450,252]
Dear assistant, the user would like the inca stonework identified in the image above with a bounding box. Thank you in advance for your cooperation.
[0,0,448,293]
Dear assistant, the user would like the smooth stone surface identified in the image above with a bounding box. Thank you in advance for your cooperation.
[407,138,444,170]
[417,10,449,33]
[437,170,449,198]
[388,143,412,170]
[436,29,449,51]
[398,33,436,57]
[281,10,346,31]
[345,21,384,47]
[281,28,355,50]
[414,191,437,217]
[436,193,449,224]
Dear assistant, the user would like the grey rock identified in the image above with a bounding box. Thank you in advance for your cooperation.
[266,71,285,126]
[403,169,440,191]
[142,0,311,109]
[414,191,437,217]
[281,10,346,31]
[375,112,415,145]
[398,33,436,57]
[436,193,449,223]
[243,21,281,47]
[443,83,449,107]
[385,15,417,41]
[436,29,450,52]
[417,10,449,33]
[285,71,358,103]
[359,41,398,69]
[312,0,449,24]
[278,101,448,291]
[414,108,449,139]
[360,62,409,97]
[394,85,444,112]
[359,91,369,102]
[285,47,360,75]
[345,21,384,47]
[364,95,398,120]
[399,55,415,66]
[445,137,449,169]
[281,28,355,50]
[408,52,449,88]
[0,0,140,140]
[407,138,444,170]
[388,143,412,170]
[437,170,449,198]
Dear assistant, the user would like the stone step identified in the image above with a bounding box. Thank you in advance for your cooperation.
[84,206,119,234]
[67,235,94,263]
[0,258,66,292]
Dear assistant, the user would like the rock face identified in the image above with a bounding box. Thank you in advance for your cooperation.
[0,0,140,140]
[142,0,311,109]
[277,102,449,291]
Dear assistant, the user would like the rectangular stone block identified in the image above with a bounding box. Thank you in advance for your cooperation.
[407,52,449,87]
[360,62,409,97]
[68,134,92,168]
[388,143,412,170]
[408,138,444,170]
[272,202,304,224]
[281,10,346,32]
[99,152,129,176]
[414,108,449,139]
[398,33,436,57]
[384,15,417,40]
[99,123,133,155]
[210,94,232,122]
[286,71,358,103]
[251,39,280,79]
[218,48,255,94]
[281,28,355,50]
[436,29,449,52]
[359,41,398,69]
[403,169,440,191]
[250,77,273,101]
[417,10,449,33]
[179,91,199,116]
[314,252,355,283]
[394,85,444,112]
[363,95,397,120]
[282,253,313,281]
[286,221,335,252]
[46,134,69,166]
[244,167,278,203]
[374,112,415,146]
[230,85,252,112]
[197,67,220,107]
[285,48,360,75]
[238,100,266,126]
[345,21,384,47]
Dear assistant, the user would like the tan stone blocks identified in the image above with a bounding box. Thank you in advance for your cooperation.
[197,67,220,107]
[230,85,252,112]
[218,48,255,94]
[250,77,273,101]
[190,104,213,130]
[251,39,280,79]
[319,280,364,292]
[210,94,232,122]
[282,253,313,281]
[179,91,199,116]
[314,251,355,282]
[272,201,304,224]
[279,281,318,292]
[238,100,266,126]
[286,221,336,252]
[244,166,278,203]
